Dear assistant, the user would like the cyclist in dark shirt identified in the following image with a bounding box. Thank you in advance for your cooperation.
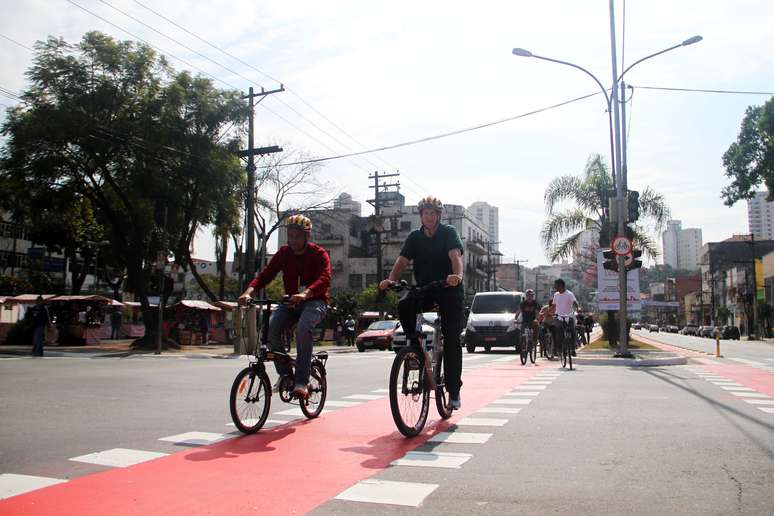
[519,289,541,349]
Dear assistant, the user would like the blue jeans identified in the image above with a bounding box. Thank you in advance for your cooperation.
[268,300,327,386]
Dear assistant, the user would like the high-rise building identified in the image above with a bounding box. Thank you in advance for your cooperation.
[469,202,499,253]
[661,220,702,270]
[747,191,774,239]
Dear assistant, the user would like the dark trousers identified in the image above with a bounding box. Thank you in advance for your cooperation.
[111,325,121,339]
[32,326,46,356]
[398,292,464,397]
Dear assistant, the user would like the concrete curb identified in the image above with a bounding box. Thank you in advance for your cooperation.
[573,355,687,366]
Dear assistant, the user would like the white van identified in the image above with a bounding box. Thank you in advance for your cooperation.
[464,291,524,353]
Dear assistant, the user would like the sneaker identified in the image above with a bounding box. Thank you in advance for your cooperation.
[292,383,308,399]
[571,350,577,357]
[450,395,461,410]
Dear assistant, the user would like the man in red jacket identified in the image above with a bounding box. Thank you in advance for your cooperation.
[238,214,331,398]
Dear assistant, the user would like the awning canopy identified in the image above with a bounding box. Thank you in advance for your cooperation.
[173,300,222,311]
[213,301,238,310]
[2,294,58,304]
[48,295,117,305]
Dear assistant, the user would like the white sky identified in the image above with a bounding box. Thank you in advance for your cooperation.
[2,0,773,268]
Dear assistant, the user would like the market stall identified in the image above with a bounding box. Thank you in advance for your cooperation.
[121,301,157,339]
[169,300,223,345]
[0,294,58,345]
[46,295,118,345]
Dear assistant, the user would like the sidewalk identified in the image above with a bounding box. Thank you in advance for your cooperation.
[574,330,687,366]
[0,340,361,359]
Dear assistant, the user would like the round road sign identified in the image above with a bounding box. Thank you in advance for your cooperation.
[612,236,633,256]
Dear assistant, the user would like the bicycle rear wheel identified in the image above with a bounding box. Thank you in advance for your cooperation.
[544,331,555,360]
[300,363,327,418]
[229,366,271,434]
[389,346,430,437]
[434,354,452,420]
[560,334,568,369]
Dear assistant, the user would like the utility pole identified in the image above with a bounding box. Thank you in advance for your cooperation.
[367,171,400,284]
[240,85,284,290]
[750,233,758,339]
[609,0,631,358]
[514,257,529,291]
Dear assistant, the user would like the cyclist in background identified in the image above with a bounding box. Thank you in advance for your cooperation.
[379,196,465,409]
[520,289,541,349]
[238,214,331,399]
[551,278,580,356]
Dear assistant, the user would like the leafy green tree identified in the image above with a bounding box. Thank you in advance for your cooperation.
[356,284,398,316]
[0,32,248,348]
[541,154,670,261]
[721,97,774,205]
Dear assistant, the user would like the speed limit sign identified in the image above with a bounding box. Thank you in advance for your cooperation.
[612,236,633,256]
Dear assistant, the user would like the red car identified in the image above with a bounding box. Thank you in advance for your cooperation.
[355,320,399,352]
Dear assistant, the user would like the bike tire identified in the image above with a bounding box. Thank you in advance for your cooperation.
[544,332,555,360]
[434,354,453,420]
[389,346,430,437]
[529,335,537,364]
[560,334,568,369]
[568,345,573,370]
[229,366,271,434]
[300,363,327,419]
[519,335,528,365]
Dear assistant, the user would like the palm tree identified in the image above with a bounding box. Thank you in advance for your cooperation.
[541,154,670,261]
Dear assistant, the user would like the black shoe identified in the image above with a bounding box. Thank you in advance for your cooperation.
[450,395,461,410]
[571,350,577,357]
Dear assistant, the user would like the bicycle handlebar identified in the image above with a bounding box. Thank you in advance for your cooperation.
[387,279,449,293]
[243,296,292,307]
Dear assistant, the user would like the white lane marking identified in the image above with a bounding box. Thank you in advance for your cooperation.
[226,419,291,426]
[718,386,756,392]
[522,381,553,385]
[391,451,473,469]
[324,401,362,408]
[503,391,540,397]
[493,356,518,362]
[344,394,384,400]
[475,407,522,414]
[371,388,390,394]
[766,359,774,363]
[491,398,532,405]
[273,407,335,416]
[729,392,770,398]
[427,432,492,444]
[730,358,766,366]
[743,399,774,405]
[456,417,508,427]
[759,407,774,414]
[335,479,438,507]
[69,448,168,468]
[514,385,546,390]
[709,381,741,385]
[158,432,230,446]
[0,474,67,500]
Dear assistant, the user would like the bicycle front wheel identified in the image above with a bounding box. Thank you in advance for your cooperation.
[229,366,271,434]
[544,332,555,360]
[560,336,568,368]
[529,335,537,364]
[434,353,452,420]
[300,363,327,419]
[389,346,430,437]
[519,335,528,365]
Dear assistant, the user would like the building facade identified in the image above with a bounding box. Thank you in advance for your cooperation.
[661,220,702,270]
[747,191,774,240]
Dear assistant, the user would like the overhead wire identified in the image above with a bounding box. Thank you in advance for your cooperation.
[0,33,34,51]
[630,85,774,96]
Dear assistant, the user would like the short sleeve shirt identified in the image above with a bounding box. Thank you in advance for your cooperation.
[519,300,541,325]
[400,223,464,298]
[552,290,578,318]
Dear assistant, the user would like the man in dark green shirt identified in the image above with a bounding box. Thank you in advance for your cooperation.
[379,196,465,409]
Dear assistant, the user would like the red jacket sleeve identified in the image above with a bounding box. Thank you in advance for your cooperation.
[306,247,331,298]
[249,247,286,290]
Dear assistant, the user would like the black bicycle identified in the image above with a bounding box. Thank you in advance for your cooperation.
[520,323,537,365]
[229,297,328,434]
[387,280,454,437]
[556,315,574,370]
[539,323,555,360]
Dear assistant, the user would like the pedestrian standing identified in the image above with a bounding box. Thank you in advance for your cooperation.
[110,309,122,339]
[28,296,51,357]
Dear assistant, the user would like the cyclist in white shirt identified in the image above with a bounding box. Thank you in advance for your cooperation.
[550,278,580,356]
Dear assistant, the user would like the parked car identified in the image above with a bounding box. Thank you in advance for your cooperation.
[721,325,741,340]
[680,325,698,336]
[666,325,679,333]
[648,324,659,332]
[355,320,399,352]
[464,291,523,353]
[699,326,717,338]
[632,323,642,330]
[391,312,437,352]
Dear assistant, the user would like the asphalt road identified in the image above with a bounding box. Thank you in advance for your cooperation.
[1,346,773,515]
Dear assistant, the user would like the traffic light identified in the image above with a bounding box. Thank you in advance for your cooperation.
[627,190,640,222]
[602,249,618,272]
[626,249,643,271]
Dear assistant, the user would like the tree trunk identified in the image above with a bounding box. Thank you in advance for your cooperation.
[186,250,219,302]
[218,234,228,300]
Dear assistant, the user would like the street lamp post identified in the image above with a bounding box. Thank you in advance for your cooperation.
[512,30,701,357]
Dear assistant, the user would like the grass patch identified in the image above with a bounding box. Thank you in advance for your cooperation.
[584,339,659,351]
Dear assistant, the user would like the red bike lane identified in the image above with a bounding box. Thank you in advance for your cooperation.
[1,360,551,515]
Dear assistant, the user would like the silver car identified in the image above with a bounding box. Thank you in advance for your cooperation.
[391,312,437,353]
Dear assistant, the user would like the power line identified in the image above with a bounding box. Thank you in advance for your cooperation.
[260,91,601,168]
[632,85,774,96]
[0,33,33,51]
